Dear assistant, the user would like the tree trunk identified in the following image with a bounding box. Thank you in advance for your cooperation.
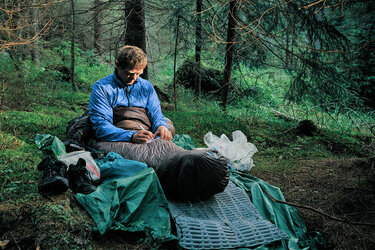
[31,0,40,63]
[125,0,147,78]
[173,16,180,111]
[285,31,289,67]
[70,0,77,91]
[221,0,237,110]
[195,0,202,97]
[93,0,103,61]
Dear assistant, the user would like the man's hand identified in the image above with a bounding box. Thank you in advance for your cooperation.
[132,130,154,144]
[155,125,172,141]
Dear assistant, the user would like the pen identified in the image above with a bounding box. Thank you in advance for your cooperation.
[138,124,146,130]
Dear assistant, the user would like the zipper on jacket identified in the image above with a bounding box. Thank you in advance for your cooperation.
[125,86,130,107]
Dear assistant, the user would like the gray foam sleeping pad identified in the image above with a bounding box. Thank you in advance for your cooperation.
[89,138,186,169]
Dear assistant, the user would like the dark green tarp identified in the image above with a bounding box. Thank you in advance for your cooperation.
[35,133,66,157]
[95,152,148,183]
[172,134,196,150]
[75,168,176,243]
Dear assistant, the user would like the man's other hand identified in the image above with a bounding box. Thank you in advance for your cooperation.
[132,130,154,144]
[155,125,172,141]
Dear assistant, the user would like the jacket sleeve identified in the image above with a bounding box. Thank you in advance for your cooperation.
[89,83,136,142]
[146,83,169,133]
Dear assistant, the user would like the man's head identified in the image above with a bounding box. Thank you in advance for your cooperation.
[116,45,147,85]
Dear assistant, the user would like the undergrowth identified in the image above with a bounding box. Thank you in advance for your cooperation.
[0,48,374,249]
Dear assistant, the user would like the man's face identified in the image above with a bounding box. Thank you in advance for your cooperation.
[117,66,144,85]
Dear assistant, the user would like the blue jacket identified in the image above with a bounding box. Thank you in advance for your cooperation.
[88,71,169,142]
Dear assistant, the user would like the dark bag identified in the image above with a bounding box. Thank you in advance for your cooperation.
[155,149,229,202]
[65,111,94,146]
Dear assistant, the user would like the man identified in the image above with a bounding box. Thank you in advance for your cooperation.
[89,45,172,144]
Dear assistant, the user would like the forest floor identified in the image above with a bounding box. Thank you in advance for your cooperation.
[1,97,375,249]
[2,156,375,249]
[252,157,375,249]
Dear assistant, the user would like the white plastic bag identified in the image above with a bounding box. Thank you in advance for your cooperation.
[204,130,258,172]
[57,150,101,183]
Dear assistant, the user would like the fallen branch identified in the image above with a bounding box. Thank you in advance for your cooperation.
[270,109,299,122]
[299,0,324,10]
[264,190,375,227]
[345,108,375,137]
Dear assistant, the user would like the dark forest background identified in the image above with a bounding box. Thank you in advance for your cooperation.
[1,0,374,117]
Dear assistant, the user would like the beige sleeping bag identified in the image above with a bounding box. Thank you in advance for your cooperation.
[88,106,184,168]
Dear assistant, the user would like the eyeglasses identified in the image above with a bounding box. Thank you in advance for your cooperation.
[125,71,143,78]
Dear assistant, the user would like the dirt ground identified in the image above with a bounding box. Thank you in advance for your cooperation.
[252,157,375,249]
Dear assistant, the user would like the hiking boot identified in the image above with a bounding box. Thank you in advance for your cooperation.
[38,157,69,194]
[67,158,97,195]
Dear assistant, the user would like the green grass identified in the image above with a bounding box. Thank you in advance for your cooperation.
[0,48,374,249]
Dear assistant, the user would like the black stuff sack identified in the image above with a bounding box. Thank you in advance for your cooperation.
[155,149,229,202]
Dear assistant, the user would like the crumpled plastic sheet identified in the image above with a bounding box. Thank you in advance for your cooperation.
[204,130,258,171]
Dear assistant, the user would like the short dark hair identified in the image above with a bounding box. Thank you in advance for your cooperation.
[116,45,147,70]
